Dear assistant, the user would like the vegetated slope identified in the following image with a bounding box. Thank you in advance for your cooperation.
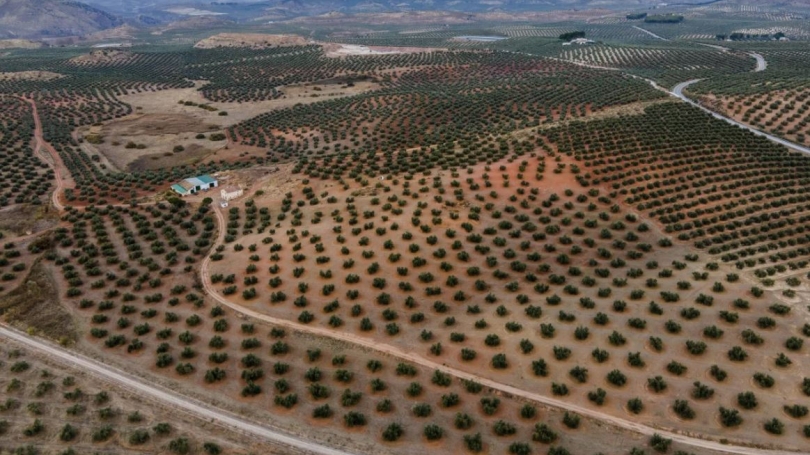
[229,50,663,158]
[208,125,809,449]
[0,0,123,39]
[0,343,250,455]
[44,200,662,455]
[557,44,753,87]
[546,102,810,280]
[689,43,810,145]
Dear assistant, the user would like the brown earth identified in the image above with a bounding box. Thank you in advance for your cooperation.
[207,153,810,452]
[0,71,62,81]
[0,39,42,49]
[84,79,381,171]
[0,260,76,343]
[194,33,311,49]
[69,49,133,65]
[0,204,59,237]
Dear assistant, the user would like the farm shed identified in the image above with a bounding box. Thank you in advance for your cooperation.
[171,174,218,196]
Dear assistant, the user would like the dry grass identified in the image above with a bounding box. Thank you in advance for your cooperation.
[0,205,58,237]
[0,260,76,343]
[194,33,311,49]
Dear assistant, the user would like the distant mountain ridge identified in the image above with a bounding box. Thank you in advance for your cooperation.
[0,0,123,38]
[4,0,806,39]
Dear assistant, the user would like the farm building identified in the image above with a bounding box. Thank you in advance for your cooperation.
[563,38,596,46]
[171,175,218,196]
[220,186,244,201]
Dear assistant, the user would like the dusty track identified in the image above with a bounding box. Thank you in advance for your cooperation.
[0,323,354,455]
[23,98,66,211]
[200,207,802,455]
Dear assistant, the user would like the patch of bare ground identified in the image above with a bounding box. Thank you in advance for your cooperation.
[79,113,224,171]
[68,49,133,65]
[0,39,43,49]
[323,43,446,57]
[0,204,59,237]
[195,33,311,49]
[511,99,670,142]
[84,24,138,42]
[0,260,76,343]
[119,80,382,128]
[0,71,63,82]
[91,79,381,170]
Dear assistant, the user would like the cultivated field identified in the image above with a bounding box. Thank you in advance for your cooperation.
[0,15,809,455]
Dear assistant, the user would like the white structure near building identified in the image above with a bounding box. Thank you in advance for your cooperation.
[220,185,244,201]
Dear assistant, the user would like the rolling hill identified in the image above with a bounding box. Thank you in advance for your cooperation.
[0,0,123,38]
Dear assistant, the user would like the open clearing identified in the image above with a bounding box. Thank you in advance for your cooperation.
[323,43,446,57]
[0,71,62,81]
[195,33,311,49]
[84,79,381,170]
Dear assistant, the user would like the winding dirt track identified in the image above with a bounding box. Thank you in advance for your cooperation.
[23,98,65,211]
[0,323,354,455]
[200,207,801,455]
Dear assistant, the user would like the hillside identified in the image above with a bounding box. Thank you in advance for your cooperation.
[0,0,122,38]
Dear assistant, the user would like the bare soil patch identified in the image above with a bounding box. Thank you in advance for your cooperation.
[323,43,445,57]
[0,260,76,343]
[120,80,381,128]
[195,33,311,49]
[0,39,42,49]
[0,204,59,237]
[69,49,133,65]
[129,142,218,172]
[105,113,217,136]
[0,71,62,81]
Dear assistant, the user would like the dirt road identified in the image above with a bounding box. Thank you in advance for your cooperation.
[23,98,66,211]
[632,25,669,41]
[751,52,767,72]
[0,323,355,455]
[200,208,802,455]
[671,79,810,155]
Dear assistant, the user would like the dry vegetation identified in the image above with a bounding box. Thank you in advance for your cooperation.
[0,71,62,82]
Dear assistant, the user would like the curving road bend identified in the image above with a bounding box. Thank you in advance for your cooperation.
[751,52,767,72]
[671,80,810,155]
[0,324,354,455]
[201,208,802,455]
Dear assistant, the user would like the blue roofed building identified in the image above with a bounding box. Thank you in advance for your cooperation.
[171,174,218,196]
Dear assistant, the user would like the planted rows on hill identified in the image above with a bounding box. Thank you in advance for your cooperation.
[208,152,809,445]
[0,96,51,208]
[45,201,614,455]
[544,102,810,280]
[230,52,663,162]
